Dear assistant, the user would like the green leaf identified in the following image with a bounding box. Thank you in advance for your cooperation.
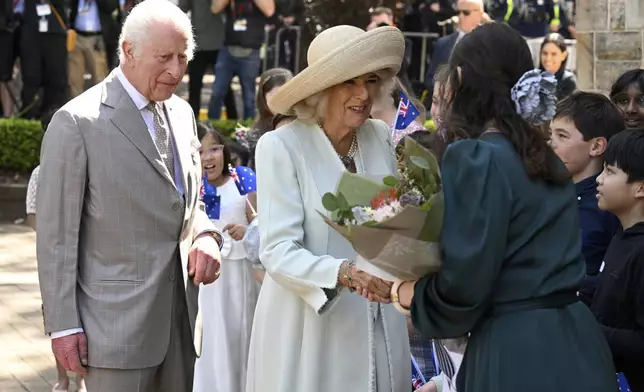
[404,136,440,174]
[361,220,380,227]
[409,156,430,170]
[419,192,445,242]
[322,193,338,211]
[423,183,437,197]
[382,175,400,187]
[337,193,349,210]
[335,171,390,207]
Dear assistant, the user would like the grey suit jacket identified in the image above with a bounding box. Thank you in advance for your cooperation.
[36,71,217,369]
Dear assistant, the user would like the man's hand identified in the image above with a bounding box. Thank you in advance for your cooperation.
[51,333,88,374]
[188,234,222,285]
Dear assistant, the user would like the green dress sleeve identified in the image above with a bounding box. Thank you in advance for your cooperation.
[411,138,513,338]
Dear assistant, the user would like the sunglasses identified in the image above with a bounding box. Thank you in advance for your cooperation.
[456,9,476,16]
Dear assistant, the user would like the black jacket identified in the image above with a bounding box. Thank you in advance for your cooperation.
[0,0,15,31]
[424,31,458,98]
[554,68,577,101]
[590,222,644,392]
[22,0,68,35]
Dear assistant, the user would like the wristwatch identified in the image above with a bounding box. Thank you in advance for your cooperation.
[202,230,224,250]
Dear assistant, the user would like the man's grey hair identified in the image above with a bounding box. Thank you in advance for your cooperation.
[118,0,196,64]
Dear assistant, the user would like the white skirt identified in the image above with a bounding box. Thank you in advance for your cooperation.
[193,257,259,392]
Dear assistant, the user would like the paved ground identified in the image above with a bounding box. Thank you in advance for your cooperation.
[0,224,61,392]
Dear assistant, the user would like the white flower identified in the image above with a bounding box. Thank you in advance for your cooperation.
[372,201,403,222]
[351,206,375,225]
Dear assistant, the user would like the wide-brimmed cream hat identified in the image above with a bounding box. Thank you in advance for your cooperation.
[268,25,405,115]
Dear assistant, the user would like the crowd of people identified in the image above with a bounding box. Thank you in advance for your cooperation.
[14,0,644,391]
[0,0,577,121]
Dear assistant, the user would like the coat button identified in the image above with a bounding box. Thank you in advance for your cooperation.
[172,202,180,211]
[168,271,175,281]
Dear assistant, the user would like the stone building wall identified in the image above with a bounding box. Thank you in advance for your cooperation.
[576,0,644,91]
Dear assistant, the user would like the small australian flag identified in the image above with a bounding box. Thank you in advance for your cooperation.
[411,354,426,389]
[201,176,221,220]
[394,91,420,131]
[201,165,257,220]
[618,373,632,391]
[228,165,257,196]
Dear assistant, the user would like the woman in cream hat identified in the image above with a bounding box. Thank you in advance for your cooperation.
[247,25,411,392]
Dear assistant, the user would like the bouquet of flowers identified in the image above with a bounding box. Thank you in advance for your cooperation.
[318,136,444,281]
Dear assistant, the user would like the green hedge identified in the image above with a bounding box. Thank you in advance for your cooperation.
[0,118,436,174]
[0,118,254,173]
[0,118,44,174]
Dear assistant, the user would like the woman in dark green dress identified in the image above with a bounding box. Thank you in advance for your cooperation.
[394,23,617,392]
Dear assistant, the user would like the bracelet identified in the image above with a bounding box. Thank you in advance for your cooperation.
[391,278,411,316]
[342,259,355,288]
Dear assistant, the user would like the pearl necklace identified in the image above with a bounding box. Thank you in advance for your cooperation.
[319,123,358,167]
[338,132,358,167]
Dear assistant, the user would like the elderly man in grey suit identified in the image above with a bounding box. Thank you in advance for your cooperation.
[35,0,224,391]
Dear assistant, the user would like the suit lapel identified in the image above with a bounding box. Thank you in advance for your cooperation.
[295,120,387,212]
[294,122,346,205]
[165,100,200,238]
[102,74,175,186]
[446,32,460,62]
[165,102,190,202]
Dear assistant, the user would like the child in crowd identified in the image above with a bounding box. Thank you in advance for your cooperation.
[610,69,644,130]
[227,139,251,167]
[245,68,293,169]
[591,129,644,391]
[26,108,87,392]
[549,92,623,300]
[193,122,259,392]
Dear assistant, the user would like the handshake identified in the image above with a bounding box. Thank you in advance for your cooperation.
[338,260,393,303]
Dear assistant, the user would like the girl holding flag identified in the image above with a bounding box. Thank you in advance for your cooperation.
[193,122,259,392]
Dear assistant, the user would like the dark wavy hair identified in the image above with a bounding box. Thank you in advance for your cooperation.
[538,33,568,73]
[438,23,568,185]
[196,121,231,177]
[609,68,644,98]
[252,68,293,135]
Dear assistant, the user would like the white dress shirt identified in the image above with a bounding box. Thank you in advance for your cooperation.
[51,68,185,339]
[115,67,185,195]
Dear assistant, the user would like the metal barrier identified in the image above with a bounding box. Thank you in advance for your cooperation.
[261,25,302,74]
[261,27,439,83]
[401,31,440,83]
[260,25,577,80]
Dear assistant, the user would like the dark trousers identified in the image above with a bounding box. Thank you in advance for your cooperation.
[20,30,68,120]
[187,50,236,119]
[208,46,260,120]
[0,30,17,82]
